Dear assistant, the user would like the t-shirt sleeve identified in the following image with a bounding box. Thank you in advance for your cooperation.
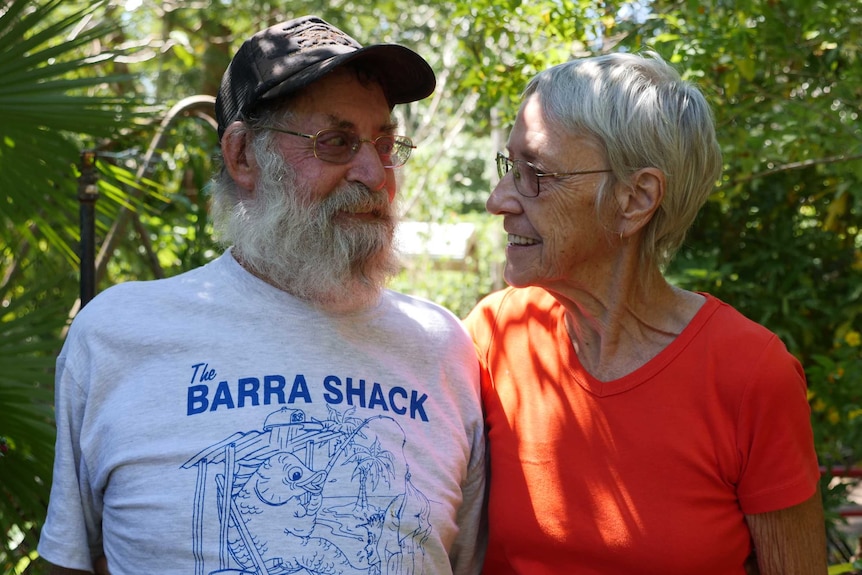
[448,404,488,575]
[37,347,103,570]
[735,335,820,515]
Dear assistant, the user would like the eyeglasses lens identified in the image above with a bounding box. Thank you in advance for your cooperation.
[496,153,537,197]
[314,129,411,168]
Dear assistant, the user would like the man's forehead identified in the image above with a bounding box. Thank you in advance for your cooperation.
[295,112,399,135]
[286,71,395,129]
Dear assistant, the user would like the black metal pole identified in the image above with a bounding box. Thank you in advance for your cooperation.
[78,150,98,307]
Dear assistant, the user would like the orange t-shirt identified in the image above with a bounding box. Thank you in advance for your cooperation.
[464,287,820,575]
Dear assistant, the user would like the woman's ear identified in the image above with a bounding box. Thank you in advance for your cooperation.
[617,167,665,237]
[221,121,259,194]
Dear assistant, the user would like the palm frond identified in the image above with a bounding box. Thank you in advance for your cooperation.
[0,268,69,558]
[0,0,146,563]
[0,0,148,270]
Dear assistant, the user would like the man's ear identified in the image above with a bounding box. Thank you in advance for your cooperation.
[616,167,665,237]
[221,121,258,193]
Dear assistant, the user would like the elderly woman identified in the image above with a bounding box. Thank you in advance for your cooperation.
[464,52,826,575]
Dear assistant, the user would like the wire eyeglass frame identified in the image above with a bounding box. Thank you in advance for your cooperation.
[261,126,415,168]
[496,152,612,197]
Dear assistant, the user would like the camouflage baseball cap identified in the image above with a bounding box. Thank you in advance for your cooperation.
[215,15,436,140]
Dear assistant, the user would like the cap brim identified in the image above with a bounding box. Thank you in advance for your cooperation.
[259,44,436,108]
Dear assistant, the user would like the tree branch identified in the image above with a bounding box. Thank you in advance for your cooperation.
[724,152,862,188]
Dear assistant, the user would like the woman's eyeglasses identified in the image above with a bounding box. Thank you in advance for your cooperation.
[496,152,611,197]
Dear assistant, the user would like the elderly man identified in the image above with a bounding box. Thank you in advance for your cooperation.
[38,16,485,575]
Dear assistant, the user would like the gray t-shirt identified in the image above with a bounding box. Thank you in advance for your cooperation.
[39,251,486,575]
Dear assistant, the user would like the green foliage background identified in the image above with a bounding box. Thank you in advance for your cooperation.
[1,0,860,572]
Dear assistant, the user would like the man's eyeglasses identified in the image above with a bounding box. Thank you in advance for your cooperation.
[261,126,415,168]
[496,152,612,197]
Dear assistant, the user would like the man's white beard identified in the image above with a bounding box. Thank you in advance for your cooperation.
[223,144,400,312]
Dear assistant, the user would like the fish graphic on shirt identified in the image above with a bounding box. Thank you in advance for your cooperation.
[228,452,368,575]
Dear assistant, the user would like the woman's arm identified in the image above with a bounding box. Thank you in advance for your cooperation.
[745,487,827,575]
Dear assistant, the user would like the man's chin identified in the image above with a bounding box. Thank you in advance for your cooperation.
[233,220,396,312]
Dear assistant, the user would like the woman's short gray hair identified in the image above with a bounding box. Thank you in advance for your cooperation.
[523,51,722,268]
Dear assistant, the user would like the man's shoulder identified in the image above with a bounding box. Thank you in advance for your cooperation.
[89,266,207,301]
[383,289,457,318]
[381,289,470,337]
[72,259,226,324]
